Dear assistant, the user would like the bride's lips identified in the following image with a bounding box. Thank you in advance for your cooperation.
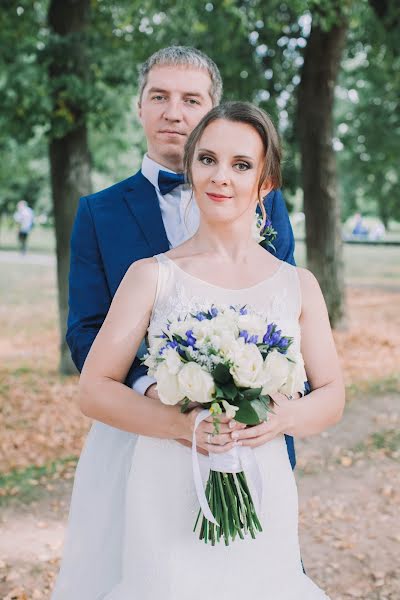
[206,192,233,203]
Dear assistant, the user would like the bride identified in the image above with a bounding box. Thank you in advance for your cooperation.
[52,101,344,599]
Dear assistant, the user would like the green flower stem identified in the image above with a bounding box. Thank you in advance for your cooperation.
[216,471,230,545]
[223,472,242,539]
[232,472,249,535]
[193,507,201,533]
[238,472,263,532]
[228,473,245,539]
[212,471,222,543]
[194,469,262,544]
[209,481,216,546]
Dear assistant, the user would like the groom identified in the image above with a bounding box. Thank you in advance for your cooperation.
[67,45,298,466]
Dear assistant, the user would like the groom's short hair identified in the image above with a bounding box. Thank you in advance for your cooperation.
[138,46,223,106]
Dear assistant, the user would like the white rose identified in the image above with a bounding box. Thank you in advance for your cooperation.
[192,318,214,343]
[261,350,290,395]
[163,347,182,375]
[211,314,239,336]
[279,352,307,396]
[148,334,166,354]
[155,363,185,406]
[230,340,265,388]
[237,313,267,339]
[178,362,215,404]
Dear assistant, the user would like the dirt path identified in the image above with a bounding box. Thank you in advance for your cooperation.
[1,391,399,600]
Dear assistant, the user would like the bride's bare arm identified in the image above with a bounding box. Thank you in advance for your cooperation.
[79,258,187,439]
[285,267,345,438]
[228,267,345,449]
[78,258,242,451]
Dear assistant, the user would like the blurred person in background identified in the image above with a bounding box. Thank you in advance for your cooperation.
[14,200,34,254]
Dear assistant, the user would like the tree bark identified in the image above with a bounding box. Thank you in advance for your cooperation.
[297,13,348,327]
[48,0,92,374]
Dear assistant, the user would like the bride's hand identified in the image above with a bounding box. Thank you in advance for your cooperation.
[228,393,297,448]
[178,406,246,455]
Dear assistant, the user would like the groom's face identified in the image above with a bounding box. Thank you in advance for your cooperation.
[138,65,214,172]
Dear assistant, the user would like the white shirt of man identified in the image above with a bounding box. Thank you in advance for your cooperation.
[132,154,200,395]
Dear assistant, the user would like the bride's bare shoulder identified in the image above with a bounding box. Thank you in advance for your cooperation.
[296,267,327,309]
[122,257,159,295]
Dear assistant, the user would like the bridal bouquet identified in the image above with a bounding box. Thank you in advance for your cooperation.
[143,304,306,546]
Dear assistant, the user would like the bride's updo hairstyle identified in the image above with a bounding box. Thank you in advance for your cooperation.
[184,101,282,226]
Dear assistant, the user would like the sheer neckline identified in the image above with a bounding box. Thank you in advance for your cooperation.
[160,253,285,292]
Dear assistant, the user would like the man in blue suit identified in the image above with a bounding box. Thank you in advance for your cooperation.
[66,46,298,465]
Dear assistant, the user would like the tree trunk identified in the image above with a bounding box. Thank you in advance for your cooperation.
[297,14,348,327]
[48,0,92,374]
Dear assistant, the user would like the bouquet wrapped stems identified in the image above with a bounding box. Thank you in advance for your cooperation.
[143,303,306,545]
[194,469,263,546]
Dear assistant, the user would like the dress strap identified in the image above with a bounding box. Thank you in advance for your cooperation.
[151,254,173,320]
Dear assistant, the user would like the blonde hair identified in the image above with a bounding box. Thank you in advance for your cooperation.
[138,46,223,106]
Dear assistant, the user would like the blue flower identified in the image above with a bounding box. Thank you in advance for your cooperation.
[210,306,218,318]
[263,323,274,344]
[247,334,258,344]
[194,312,206,321]
[185,329,197,348]
[239,330,249,342]
[270,332,281,346]
[239,306,248,315]
[166,340,179,350]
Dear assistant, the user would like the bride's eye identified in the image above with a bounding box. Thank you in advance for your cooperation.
[234,161,251,171]
[198,155,214,165]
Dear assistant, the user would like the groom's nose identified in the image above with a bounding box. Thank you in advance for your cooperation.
[162,98,183,122]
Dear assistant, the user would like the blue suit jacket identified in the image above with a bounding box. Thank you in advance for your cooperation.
[66,170,298,467]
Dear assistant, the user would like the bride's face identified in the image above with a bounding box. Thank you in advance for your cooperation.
[191,119,271,226]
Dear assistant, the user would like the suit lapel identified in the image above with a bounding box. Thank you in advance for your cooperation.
[124,172,170,255]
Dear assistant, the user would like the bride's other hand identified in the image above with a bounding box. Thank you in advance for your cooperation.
[228,393,296,448]
[179,407,246,455]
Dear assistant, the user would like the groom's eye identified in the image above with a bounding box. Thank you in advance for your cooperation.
[185,98,201,105]
[152,95,166,101]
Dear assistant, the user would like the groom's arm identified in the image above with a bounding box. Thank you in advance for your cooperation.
[66,197,147,387]
[265,189,295,266]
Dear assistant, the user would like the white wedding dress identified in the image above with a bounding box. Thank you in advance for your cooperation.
[52,253,330,600]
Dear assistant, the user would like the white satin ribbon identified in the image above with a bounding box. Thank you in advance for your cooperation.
[192,409,263,526]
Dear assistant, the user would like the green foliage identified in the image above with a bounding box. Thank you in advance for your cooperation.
[0,0,399,223]
[336,1,400,224]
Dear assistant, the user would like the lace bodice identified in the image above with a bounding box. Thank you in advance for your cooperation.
[148,253,302,352]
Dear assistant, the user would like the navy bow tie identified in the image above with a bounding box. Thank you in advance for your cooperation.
[158,170,185,195]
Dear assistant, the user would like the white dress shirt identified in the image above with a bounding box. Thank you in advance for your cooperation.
[132,154,200,396]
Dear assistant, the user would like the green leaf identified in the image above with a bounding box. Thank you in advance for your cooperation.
[214,381,238,401]
[250,399,270,422]
[241,387,262,400]
[213,363,232,385]
[180,398,191,413]
[234,402,260,425]
[259,394,272,406]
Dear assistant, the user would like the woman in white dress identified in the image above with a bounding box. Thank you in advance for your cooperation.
[52,102,344,599]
